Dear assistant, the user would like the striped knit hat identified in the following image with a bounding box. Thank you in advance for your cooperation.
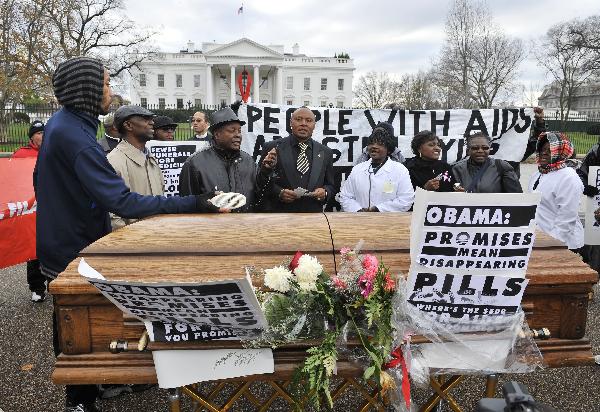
[52,56,105,117]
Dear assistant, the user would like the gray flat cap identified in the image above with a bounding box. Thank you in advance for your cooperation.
[114,105,154,129]
[208,107,246,133]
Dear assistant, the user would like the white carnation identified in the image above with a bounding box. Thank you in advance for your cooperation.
[294,254,322,287]
[264,266,293,293]
[298,281,317,292]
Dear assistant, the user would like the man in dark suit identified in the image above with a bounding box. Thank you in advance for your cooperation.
[189,110,212,142]
[260,107,335,212]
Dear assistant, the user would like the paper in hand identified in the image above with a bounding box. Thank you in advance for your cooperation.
[209,192,247,209]
[293,187,309,197]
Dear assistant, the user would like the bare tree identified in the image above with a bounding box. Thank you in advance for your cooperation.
[535,21,598,123]
[396,71,443,109]
[566,15,600,72]
[1,0,157,102]
[432,0,523,108]
[353,71,403,109]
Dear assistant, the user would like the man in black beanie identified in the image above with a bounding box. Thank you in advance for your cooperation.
[35,56,226,412]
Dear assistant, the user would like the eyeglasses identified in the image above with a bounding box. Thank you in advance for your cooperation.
[469,145,490,151]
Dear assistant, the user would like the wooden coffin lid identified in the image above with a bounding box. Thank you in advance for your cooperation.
[50,212,598,295]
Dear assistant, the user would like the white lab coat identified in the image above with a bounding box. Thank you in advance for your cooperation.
[528,166,584,249]
[339,158,414,212]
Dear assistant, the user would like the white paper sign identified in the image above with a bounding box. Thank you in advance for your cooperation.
[78,259,266,338]
[153,348,274,388]
[585,166,600,245]
[146,140,208,197]
[406,270,529,321]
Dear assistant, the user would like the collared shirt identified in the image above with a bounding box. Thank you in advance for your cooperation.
[339,158,415,212]
[107,139,165,229]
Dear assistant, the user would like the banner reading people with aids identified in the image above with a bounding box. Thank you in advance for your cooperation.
[0,157,37,269]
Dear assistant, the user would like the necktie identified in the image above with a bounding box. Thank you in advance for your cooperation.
[297,142,309,175]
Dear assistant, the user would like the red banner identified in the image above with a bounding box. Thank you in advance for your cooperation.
[0,157,37,269]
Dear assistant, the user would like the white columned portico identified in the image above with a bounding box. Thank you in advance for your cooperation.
[253,65,260,103]
[206,64,213,105]
[275,66,283,105]
[230,65,236,103]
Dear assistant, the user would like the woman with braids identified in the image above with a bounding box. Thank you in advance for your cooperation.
[339,123,414,212]
[404,130,456,192]
[529,131,584,251]
[452,132,522,193]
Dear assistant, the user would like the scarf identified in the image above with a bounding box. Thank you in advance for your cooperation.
[52,56,105,118]
[536,131,573,174]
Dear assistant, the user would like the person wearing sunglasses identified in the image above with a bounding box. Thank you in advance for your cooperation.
[153,116,177,141]
[452,132,522,193]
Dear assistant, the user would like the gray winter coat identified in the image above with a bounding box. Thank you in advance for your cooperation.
[178,146,271,211]
[452,157,522,193]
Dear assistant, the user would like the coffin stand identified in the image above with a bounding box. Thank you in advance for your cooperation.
[50,213,598,411]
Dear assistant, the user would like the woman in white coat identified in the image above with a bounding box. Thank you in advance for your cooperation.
[339,124,414,212]
[528,131,584,251]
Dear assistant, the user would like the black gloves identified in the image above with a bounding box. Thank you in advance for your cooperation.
[195,192,219,212]
[583,185,599,197]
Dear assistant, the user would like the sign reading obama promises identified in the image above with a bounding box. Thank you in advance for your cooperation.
[78,259,265,338]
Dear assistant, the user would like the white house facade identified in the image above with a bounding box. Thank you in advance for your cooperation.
[129,38,355,109]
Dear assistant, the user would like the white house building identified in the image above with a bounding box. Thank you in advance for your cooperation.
[129,38,355,109]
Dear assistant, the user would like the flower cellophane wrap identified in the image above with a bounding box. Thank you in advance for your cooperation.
[392,276,545,388]
[242,242,408,410]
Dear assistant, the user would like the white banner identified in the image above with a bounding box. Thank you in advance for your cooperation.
[146,140,208,197]
[237,104,535,166]
[585,166,600,245]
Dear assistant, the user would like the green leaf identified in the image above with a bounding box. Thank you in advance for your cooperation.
[363,365,375,380]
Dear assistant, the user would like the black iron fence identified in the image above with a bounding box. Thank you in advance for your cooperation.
[2,105,600,155]
[0,103,219,153]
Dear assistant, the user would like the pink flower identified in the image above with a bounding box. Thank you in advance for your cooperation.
[289,251,303,271]
[384,274,396,292]
[358,274,374,297]
[362,254,379,272]
[340,247,352,255]
[332,276,347,290]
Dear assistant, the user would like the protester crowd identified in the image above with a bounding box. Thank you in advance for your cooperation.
[12,56,598,412]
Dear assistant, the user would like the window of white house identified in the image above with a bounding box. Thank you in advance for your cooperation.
[158,98,165,109]
[321,78,327,91]
[194,75,201,88]
[286,99,293,106]
[261,77,268,89]
[194,98,202,107]
[320,100,327,107]
[139,74,146,87]
[157,74,165,87]
[176,98,183,109]
[286,76,293,89]
[140,98,147,108]
[336,101,344,108]
[176,74,182,88]
[262,99,268,103]
[220,99,227,107]
[304,100,310,106]
[338,79,344,91]
[303,78,310,91]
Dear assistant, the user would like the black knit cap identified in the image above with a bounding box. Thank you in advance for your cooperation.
[28,120,44,138]
[52,56,105,117]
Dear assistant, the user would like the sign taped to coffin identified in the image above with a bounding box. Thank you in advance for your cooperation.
[78,258,266,338]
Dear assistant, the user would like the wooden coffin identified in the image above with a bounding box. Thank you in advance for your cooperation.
[50,213,598,385]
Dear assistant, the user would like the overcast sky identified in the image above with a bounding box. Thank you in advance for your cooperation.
[124,0,599,103]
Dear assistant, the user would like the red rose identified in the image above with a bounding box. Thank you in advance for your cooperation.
[289,251,304,271]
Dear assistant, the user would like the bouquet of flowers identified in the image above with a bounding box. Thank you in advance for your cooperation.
[246,244,399,410]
